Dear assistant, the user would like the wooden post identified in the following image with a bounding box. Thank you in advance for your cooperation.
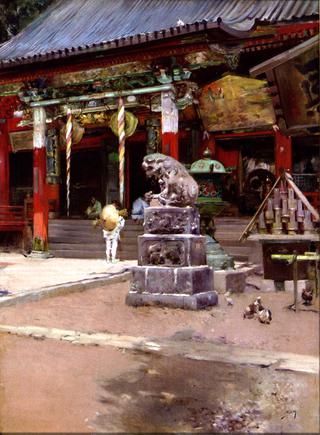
[161,91,179,159]
[292,251,298,312]
[275,130,292,176]
[32,107,49,256]
[0,121,9,205]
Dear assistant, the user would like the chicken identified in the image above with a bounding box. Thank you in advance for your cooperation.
[243,296,264,319]
[257,308,272,324]
[302,288,313,305]
[224,291,234,306]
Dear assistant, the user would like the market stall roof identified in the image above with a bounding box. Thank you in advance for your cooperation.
[0,0,318,68]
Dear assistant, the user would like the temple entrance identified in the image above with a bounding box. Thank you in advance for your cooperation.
[9,151,33,205]
[60,147,106,217]
[126,142,147,213]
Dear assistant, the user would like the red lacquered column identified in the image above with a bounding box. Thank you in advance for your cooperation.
[0,122,9,205]
[32,107,49,255]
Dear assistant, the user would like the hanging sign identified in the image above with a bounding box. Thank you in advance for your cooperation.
[199,75,275,132]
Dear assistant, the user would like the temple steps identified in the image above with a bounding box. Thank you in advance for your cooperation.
[48,219,143,260]
[48,216,259,263]
[214,217,260,263]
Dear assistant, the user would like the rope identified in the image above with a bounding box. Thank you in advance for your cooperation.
[66,108,72,217]
[117,97,125,205]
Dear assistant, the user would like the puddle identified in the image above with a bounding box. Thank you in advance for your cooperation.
[0,333,318,433]
[94,353,319,433]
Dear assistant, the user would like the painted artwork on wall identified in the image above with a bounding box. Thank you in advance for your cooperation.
[9,130,33,152]
[199,75,275,132]
[274,42,319,130]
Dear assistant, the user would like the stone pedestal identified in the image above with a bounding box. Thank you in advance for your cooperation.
[126,206,218,309]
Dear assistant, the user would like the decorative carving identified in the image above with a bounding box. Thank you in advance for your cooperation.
[147,241,184,266]
[144,208,199,234]
[46,129,60,183]
[142,153,199,207]
[146,118,161,154]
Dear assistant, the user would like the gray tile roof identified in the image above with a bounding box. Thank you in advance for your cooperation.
[0,0,318,66]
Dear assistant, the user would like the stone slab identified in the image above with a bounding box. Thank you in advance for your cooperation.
[126,290,218,310]
[144,206,199,235]
[130,265,213,295]
[213,269,246,294]
[138,234,206,267]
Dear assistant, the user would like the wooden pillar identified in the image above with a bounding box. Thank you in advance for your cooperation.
[275,130,292,176]
[32,107,49,255]
[161,91,179,159]
[0,121,9,205]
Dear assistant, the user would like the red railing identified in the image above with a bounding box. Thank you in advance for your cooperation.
[0,205,26,231]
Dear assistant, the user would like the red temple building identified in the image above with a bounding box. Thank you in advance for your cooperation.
[0,0,318,257]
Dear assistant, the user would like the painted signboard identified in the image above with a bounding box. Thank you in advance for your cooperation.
[199,75,276,132]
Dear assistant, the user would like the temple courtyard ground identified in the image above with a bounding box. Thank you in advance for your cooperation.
[0,253,319,432]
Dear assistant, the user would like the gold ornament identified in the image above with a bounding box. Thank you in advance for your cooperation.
[60,119,85,145]
[109,110,138,137]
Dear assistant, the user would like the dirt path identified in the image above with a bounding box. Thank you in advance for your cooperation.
[0,280,318,356]
[0,279,319,432]
[0,334,318,433]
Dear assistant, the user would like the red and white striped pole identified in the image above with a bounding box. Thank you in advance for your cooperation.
[65,108,72,216]
[117,97,125,206]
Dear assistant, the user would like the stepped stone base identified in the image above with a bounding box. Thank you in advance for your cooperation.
[126,206,218,310]
[130,265,213,295]
[126,290,218,310]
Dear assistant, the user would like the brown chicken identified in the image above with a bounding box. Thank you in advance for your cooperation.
[302,288,313,305]
[243,296,264,319]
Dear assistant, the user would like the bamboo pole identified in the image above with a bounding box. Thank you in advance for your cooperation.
[271,254,320,261]
[239,173,283,242]
[292,252,298,312]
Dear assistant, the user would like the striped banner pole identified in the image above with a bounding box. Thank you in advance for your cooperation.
[117,97,125,206]
[66,108,72,217]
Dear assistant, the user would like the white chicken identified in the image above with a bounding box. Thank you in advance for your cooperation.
[257,308,272,324]
[224,291,234,306]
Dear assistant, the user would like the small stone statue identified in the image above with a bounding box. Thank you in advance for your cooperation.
[100,205,125,263]
[142,153,198,207]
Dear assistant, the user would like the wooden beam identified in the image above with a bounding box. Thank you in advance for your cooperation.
[29,84,174,108]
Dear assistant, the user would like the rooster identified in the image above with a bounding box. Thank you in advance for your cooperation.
[302,288,313,305]
[257,308,272,324]
[243,296,264,319]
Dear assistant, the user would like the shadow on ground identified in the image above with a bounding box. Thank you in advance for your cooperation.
[94,353,318,433]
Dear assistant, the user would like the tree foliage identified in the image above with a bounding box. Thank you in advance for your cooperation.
[0,0,53,43]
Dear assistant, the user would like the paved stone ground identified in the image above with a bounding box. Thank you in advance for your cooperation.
[0,252,258,306]
[0,252,135,304]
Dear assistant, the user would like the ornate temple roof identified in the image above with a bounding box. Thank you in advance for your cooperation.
[0,0,318,68]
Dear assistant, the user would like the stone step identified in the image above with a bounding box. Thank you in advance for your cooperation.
[49,242,104,250]
[49,219,142,228]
